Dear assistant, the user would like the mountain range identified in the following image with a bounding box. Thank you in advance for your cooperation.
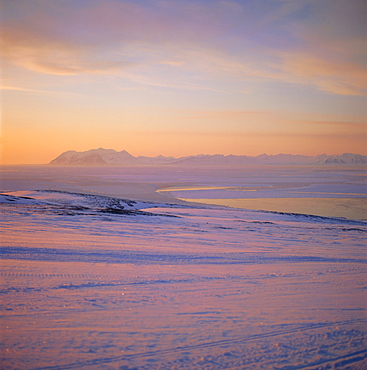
[49,148,367,166]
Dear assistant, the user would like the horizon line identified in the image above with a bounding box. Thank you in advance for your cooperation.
[53,148,366,158]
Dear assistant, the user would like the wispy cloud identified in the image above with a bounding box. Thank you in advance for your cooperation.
[1,0,232,75]
[159,60,186,67]
[0,86,53,94]
[1,0,366,95]
[1,26,134,76]
[279,52,367,96]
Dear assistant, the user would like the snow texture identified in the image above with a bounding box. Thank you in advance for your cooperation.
[1,165,366,369]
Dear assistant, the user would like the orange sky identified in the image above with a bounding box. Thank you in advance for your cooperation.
[1,0,366,164]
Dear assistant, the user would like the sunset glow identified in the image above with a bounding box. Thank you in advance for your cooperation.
[1,0,366,164]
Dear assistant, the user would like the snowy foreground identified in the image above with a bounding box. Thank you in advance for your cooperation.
[1,187,366,370]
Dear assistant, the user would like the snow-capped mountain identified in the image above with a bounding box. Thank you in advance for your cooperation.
[49,149,367,166]
[315,153,367,164]
[49,148,141,166]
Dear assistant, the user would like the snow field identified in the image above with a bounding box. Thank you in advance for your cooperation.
[1,189,366,369]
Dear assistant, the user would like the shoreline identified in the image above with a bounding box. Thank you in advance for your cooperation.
[1,164,366,220]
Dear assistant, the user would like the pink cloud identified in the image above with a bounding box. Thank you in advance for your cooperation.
[280,52,367,96]
[1,0,366,97]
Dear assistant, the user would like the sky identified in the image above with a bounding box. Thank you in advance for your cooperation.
[1,0,366,164]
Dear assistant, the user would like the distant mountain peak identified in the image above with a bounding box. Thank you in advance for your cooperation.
[49,148,141,166]
[49,149,367,166]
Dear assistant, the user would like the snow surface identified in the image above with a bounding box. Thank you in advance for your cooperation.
[1,165,366,369]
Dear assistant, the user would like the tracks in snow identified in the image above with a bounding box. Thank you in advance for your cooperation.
[30,319,367,370]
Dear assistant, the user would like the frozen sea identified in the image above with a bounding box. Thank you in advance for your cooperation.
[1,164,366,369]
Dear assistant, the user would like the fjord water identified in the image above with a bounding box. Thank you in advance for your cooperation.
[155,164,366,220]
[175,197,367,220]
